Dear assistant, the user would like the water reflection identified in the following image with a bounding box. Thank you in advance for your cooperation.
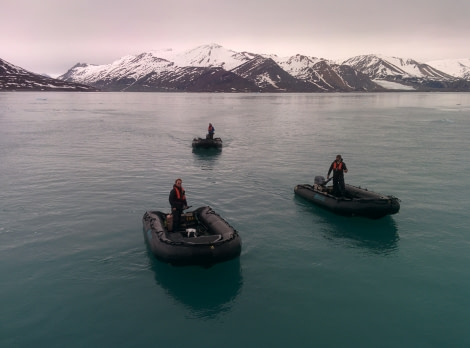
[148,254,243,319]
[192,147,221,171]
[295,197,399,255]
[320,215,399,255]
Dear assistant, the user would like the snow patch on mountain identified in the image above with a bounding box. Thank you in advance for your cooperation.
[270,54,323,78]
[376,55,427,77]
[426,58,470,79]
[373,79,415,90]
[153,43,255,71]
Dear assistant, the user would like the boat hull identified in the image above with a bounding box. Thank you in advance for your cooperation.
[142,206,241,266]
[192,137,223,149]
[294,184,400,219]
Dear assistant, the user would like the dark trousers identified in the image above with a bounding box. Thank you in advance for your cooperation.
[333,174,346,196]
[172,209,183,231]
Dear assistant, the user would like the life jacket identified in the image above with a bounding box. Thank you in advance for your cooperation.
[174,185,186,201]
[208,125,214,133]
[333,161,343,171]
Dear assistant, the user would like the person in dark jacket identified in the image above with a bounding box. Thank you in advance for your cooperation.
[169,178,188,231]
[327,155,348,197]
[207,123,215,139]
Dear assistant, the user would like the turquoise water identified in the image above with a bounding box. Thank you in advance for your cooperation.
[1,92,470,347]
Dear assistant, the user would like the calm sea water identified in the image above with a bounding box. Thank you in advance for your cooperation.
[1,92,470,347]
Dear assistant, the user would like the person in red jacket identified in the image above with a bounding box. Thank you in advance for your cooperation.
[207,123,215,139]
[169,178,188,231]
[327,155,348,197]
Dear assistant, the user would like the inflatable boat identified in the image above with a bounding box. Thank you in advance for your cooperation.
[192,137,223,149]
[294,176,400,219]
[142,206,241,266]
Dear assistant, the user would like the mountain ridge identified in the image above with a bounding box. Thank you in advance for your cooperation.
[2,43,470,92]
[0,58,98,91]
[57,44,470,92]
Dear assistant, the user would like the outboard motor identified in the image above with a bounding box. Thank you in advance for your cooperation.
[314,176,326,186]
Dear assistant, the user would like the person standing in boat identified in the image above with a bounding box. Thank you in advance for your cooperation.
[207,123,215,139]
[327,155,348,197]
[169,178,188,231]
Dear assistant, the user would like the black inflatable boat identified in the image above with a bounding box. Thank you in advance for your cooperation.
[192,137,223,149]
[294,176,400,219]
[142,206,241,266]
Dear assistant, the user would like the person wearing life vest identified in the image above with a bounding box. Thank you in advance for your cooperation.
[169,178,188,231]
[327,154,348,197]
[207,123,215,139]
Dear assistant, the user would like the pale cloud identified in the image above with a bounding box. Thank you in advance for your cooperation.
[1,0,469,75]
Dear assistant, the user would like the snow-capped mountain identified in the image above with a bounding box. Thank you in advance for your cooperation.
[4,43,469,92]
[58,44,389,92]
[342,54,470,91]
[426,58,470,80]
[342,54,452,80]
[154,43,258,71]
[274,55,381,91]
[230,56,317,92]
[0,58,97,91]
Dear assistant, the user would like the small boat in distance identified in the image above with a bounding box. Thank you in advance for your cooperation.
[192,136,223,149]
[294,176,400,219]
[142,206,241,266]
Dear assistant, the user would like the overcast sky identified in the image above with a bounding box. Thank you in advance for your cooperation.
[1,0,469,76]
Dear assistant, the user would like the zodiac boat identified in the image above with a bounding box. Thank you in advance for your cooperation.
[294,176,400,219]
[192,137,223,149]
[142,206,241,266]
